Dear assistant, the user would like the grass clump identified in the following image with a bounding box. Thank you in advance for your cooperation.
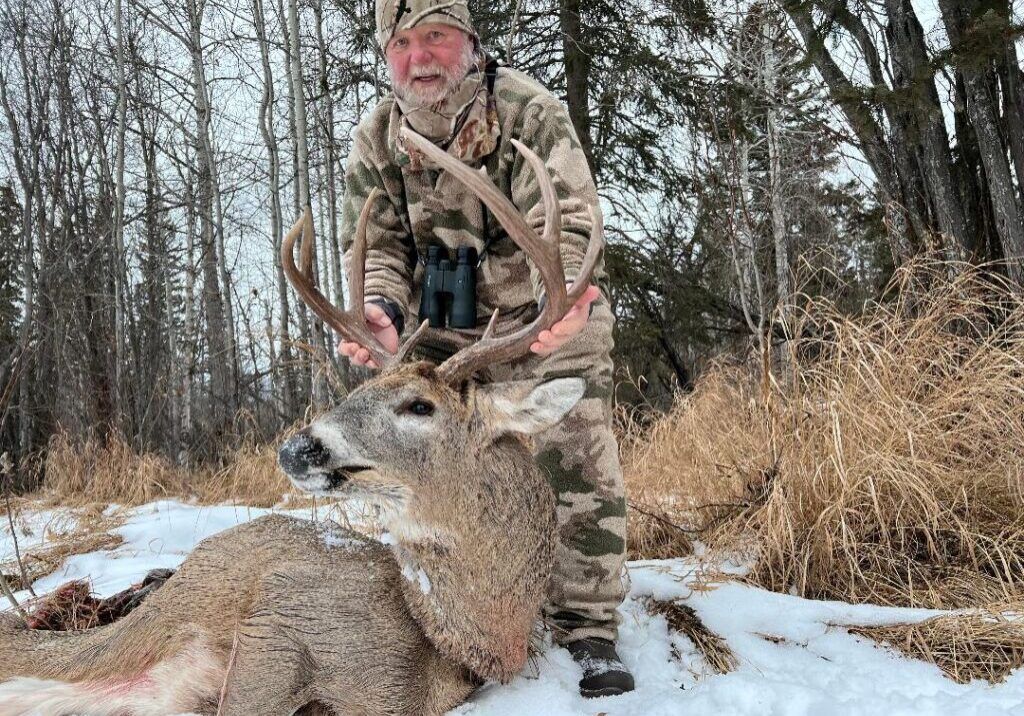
[40,431,291,507]
[849,602,1024,684]
[624,262,1024,610]
[646,597,737,674]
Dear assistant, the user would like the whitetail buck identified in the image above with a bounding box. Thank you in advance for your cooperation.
[0,128,603,715]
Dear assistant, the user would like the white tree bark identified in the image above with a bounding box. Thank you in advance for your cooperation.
[253,0,297,415]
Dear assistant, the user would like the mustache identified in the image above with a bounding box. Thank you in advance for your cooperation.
[409,63,447,79]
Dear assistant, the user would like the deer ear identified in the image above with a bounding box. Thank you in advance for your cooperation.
[483,377,586,436]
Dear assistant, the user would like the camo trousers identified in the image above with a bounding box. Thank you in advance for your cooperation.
[415,296,628,644]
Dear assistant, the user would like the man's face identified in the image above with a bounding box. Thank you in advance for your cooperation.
[386,23,475,105]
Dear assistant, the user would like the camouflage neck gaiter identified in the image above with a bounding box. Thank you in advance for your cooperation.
[391,55,500,171]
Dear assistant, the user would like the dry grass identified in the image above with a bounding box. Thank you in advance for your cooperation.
[646,597,737,674]
[191,441,293,508]
[1,503,124,591]
[849,602,1024,684]
[624,262,1024,610]
[39,432,292,508]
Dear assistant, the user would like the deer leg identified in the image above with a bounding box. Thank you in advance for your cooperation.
[214,631,309,716]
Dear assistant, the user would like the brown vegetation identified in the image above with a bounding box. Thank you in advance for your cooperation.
[38,431,292,508]
[849,602,1024,684]
[645,597,736,674]
[0,504,123,591]
[625,263,1024,611]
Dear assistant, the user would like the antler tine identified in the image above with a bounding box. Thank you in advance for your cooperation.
[392,319,431,364]
[281,201,393,369]
[399,128,602,385]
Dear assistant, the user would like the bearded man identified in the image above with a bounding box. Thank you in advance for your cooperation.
[336,0,634,698]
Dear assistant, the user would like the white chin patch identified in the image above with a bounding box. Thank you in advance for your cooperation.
[288,474,338,495]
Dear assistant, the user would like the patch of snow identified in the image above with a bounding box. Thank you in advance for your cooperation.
[318,523,366,551]
[400,560,432,595]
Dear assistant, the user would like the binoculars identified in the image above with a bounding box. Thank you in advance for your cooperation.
[418,245,478,329]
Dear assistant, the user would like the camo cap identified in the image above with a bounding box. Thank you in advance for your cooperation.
[376,0,476,51]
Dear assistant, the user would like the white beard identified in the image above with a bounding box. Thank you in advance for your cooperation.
[393,42,477,107]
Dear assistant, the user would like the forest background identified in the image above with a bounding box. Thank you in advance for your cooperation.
[1,0,1021,485]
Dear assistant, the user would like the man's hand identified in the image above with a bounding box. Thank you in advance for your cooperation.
[337,303,399,369]
[530,284,601,356]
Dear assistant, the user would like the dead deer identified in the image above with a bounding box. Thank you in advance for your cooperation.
[0,128,603,716]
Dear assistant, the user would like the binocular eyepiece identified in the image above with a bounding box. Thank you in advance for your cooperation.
[419,245,478,329]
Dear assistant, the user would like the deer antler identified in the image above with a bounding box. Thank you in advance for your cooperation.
[281,195,429,370]
[400,128,603,385]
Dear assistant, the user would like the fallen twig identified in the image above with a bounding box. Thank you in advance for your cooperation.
[628,502,701,535]
[216,627,241,714]
[2,452,35,597]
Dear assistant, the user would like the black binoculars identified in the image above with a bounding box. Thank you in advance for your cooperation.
[418,245,478,329]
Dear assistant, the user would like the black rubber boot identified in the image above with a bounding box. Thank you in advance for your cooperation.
[564,637,635,698]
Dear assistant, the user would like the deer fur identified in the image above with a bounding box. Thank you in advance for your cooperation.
[0,363,585,715]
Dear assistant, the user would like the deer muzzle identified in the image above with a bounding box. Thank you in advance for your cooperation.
[278,432,332,476]
[278,432,376,494]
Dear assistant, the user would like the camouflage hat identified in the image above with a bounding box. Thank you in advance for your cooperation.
[376,0,476,51]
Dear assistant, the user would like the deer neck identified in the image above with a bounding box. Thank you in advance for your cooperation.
[380,439,556,683]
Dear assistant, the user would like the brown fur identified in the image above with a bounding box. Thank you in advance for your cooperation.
[0,364,581,715]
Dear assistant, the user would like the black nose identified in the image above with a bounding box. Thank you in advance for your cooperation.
[278,432,331,475]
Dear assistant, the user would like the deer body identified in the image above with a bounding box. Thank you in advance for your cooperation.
[0,128,602,715]
[0,514,477,715]
[0,366,583,715]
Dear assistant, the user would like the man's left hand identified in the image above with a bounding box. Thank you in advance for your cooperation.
[530,284,601,356]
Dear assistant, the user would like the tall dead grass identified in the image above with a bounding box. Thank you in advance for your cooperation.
[40,431,291,507]
[624,263,1024,610]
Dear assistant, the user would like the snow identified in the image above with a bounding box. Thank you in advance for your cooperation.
[400,561,432,595]
[3,499,1024,715]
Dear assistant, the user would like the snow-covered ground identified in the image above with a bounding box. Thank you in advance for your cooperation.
[3,499,1024,715]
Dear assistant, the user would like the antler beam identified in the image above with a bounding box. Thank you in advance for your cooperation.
[281,194,416,369]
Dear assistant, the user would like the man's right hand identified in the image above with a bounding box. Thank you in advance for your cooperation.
[337,303,399,369]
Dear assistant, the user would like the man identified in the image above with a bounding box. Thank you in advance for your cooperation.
[337,0,634,698]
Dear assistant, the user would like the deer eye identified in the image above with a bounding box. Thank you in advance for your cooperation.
[402,399,435,417]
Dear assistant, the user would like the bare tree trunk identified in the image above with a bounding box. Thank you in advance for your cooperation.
[253,0,297,417]
[559,0,595,173]
[938,0,1024,281]
[731,137,766,353]
[884,0,970,261]
[278,0,311,397]
[185,0,232,431]
[182,176,198,461]
[763,19,790,333]
[187,0,238,423]
[312,0,343,309]
[991,0,1024,211]
[112,0,131,433]
[288,0,328,407]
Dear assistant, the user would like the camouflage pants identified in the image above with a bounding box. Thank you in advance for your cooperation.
[415,297,628,644]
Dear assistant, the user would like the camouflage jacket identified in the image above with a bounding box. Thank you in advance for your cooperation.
[340,66,605,338]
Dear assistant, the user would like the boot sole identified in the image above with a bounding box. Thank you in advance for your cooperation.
[580,686,632,699]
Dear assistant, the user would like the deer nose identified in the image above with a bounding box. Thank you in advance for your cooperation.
[278,432,331,475]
